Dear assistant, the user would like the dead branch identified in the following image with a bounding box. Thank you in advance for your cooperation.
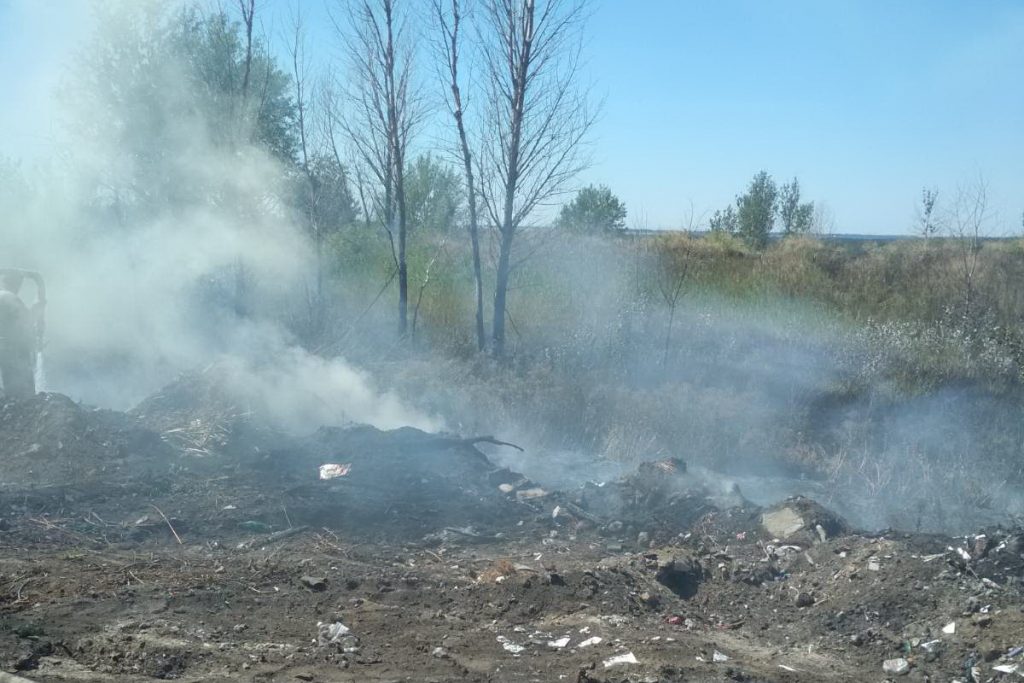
[149,504,183,545]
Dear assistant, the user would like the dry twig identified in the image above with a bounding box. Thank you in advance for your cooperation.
[149,504,183,545]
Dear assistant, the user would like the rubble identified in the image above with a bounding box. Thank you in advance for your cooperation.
[299,575,327,591]
[760,496,848,543]
[2,386,1023,682]
[603,652,639,668]
[883,657,911,675]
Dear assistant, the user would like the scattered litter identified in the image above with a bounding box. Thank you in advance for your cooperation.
[770,544,803,557]
[317,621,349,642]
[603,652,639,668]
[713,650,730,663]
[1007,646,1024,659]
[868,558,881,572]
[319,463,351,480]
[515,487,548,501]
[498,483,515,493]
[316,621,359,652]
[578,637,603,648]
[993,664,1019,674]
[432,646,450,659]
[547,636,570,649]
[778,664,798,672]
[883,658,910,675]
[300,575,327,591]
[942,621,956,635]
[497,636,525,654]
[921,639,944,661]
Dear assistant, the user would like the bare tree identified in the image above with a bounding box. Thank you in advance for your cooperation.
[476,0,595,356]
[238,0,256,99]
[412,237,449,342]
[915,187,940,240]
[948,176,991,319]
[655,239,692,367]
[433,0,486,352]
[331,0,424,337]
[809,201,836,236]
[287,6,328,339]
[654,204,696,366]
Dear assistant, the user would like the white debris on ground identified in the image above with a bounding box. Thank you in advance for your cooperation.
[603,652,639,668]
[318,463,351,480]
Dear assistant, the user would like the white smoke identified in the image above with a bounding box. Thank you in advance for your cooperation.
[0,0,438,434]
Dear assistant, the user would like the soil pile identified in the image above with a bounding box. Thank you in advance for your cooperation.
[0,393,174,491]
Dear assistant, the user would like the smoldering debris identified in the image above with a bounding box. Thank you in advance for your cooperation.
[3,384,1024,682]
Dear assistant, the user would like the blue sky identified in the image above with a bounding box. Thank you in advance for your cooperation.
[1,0,1021,234]
[575,1,1024,233]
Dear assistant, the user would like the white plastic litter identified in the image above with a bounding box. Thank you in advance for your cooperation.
[497,635,525,654]
[713,650,730,663]
[317,621,350,644]
[942,621,956,635]
[316,621,359,652]
[882,658,910,675]
[319,463,351,480]
[548,636,570,648]
[578,636,603,648]
[603,652,639,668]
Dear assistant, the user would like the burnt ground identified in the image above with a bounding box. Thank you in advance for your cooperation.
[1,389,1023,682]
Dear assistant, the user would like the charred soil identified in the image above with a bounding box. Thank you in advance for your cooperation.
[1,390,1022,682]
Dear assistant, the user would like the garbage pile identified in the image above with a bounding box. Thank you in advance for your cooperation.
[2,382,1024,683]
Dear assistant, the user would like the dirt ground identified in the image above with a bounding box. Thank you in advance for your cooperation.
[2,390,1023,682]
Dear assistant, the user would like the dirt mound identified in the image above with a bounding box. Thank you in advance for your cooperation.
[0,393,174,490]
[1,388,533,544]
[570,457,746,539]
[131,366,285,460]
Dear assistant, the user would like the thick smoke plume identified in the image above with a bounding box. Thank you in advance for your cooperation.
[1,0,438,434]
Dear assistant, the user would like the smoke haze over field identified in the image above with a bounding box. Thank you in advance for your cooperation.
[0,0,438,434]
[1,0,1022,536]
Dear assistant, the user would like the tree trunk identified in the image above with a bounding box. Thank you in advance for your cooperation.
[469,215,486,351]
[445,0,486,352]
[454,105,485,350]
[397,177,409,336]
[239,0,254,100]
[453,94,485,351]
[492,229,514,356]
[490,0,532,357]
